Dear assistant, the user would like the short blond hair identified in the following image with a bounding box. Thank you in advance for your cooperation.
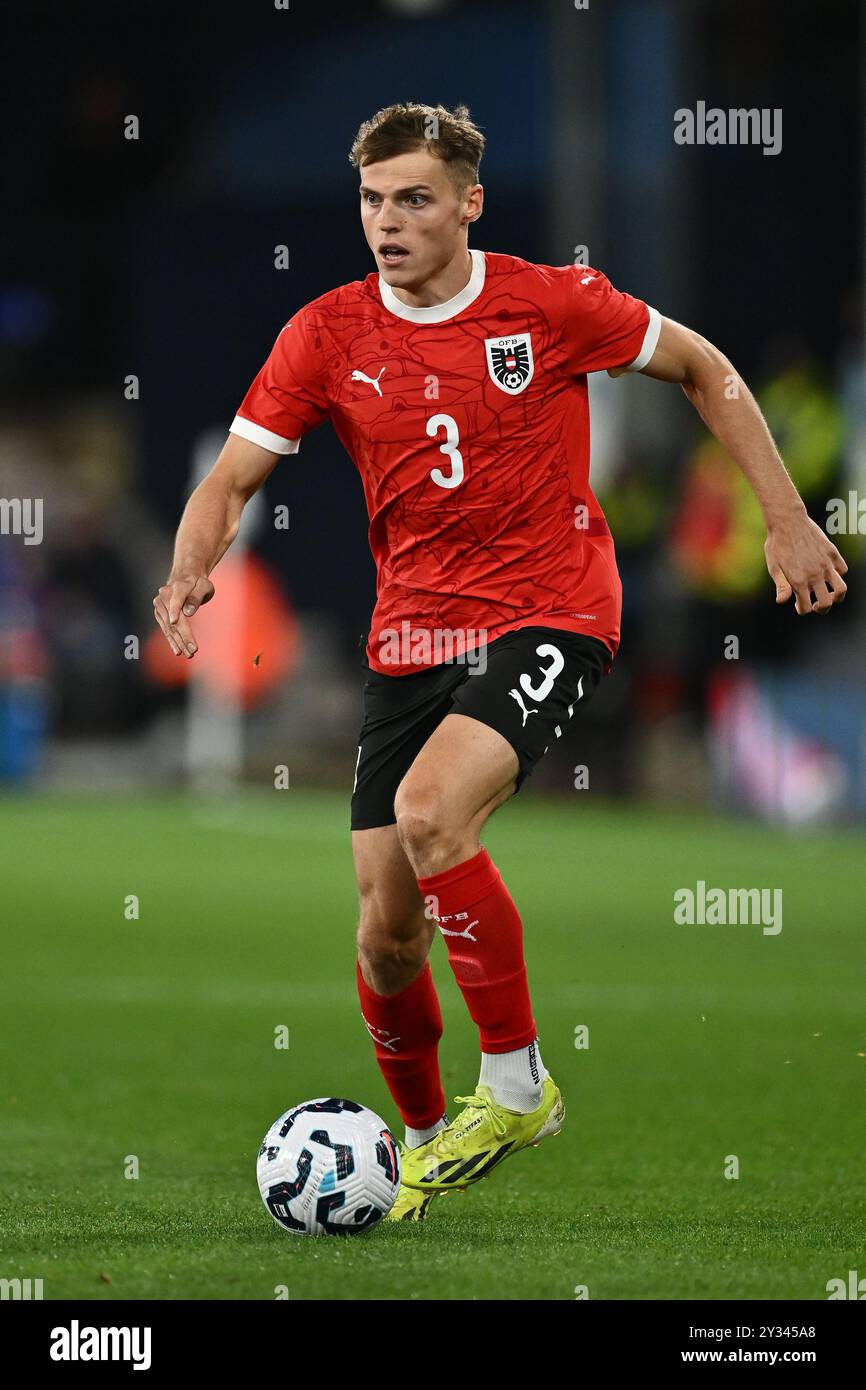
[349,102,485,192]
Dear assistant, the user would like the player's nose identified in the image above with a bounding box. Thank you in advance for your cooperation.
[378,200,403,228]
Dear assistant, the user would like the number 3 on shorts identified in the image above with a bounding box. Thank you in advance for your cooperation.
[519,644,565,702]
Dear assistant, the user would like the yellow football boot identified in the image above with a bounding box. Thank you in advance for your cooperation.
[385,1138,450,1222]
[384,1184,443,1222]
[399,1076,564,1193]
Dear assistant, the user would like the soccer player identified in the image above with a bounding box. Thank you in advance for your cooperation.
[153,103,848,1221]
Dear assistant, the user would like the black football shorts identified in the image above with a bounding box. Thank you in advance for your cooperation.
[350,626,610,831]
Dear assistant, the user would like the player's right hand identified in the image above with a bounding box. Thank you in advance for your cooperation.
[152,573,215,658]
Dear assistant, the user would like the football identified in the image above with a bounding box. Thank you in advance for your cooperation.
[256,1097,401,1235]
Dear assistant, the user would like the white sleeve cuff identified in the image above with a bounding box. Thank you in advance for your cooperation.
[625,305,662,371]
[229,415,300,455]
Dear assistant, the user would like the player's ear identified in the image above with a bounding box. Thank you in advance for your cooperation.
[462,184,483,225]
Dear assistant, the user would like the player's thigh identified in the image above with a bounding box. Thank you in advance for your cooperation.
[395,711,519,835]
[351,658,463,833]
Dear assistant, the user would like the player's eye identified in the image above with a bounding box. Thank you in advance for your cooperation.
[406,194,427,207]
[363,193,380,205]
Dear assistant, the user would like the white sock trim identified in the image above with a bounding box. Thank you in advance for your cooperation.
[405,1112,448,1149]
[479,1038,548,1113]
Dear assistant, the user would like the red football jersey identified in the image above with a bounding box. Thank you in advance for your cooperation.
[230,250,659,676]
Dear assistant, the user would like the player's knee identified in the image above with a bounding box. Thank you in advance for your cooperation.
[356,886,429,959]
[393,786,457,866]
[356,900,430,989]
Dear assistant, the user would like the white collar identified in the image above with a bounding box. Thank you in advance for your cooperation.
[378,247,486,323]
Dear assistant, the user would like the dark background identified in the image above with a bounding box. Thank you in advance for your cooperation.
[1,0,863,815]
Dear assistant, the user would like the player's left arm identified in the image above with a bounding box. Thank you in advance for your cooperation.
[610,316,848,615]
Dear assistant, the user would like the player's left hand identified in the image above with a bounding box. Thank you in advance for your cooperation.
[764,512,848,615]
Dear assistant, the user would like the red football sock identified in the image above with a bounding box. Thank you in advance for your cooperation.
[417,849,537,1054]
[355,959,446,1129]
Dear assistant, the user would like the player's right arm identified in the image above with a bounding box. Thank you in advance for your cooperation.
[154,303,331,657]
[152,433,280,658]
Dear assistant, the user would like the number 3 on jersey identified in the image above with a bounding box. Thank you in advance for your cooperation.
[427,413,464,490]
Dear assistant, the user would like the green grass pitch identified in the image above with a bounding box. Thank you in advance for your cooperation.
[1,789,863,1300]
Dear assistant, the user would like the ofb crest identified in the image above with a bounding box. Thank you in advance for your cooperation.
[485,333,534,395]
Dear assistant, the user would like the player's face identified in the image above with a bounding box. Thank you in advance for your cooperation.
[359,149,481,291]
